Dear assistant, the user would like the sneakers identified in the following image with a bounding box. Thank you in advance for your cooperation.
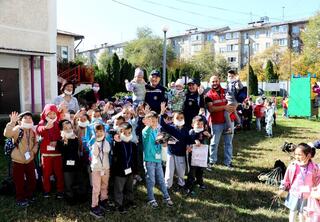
[164,198,174,207]
[16,199,29,207]
[90,206,104,219]
[28,196,36,203]
[147,200,159,209]
[56,192,64,199]
[99,199,109,211]
[43,192,50,198]
[225,163,234,170]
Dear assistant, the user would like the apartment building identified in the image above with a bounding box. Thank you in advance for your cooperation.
[169,18,308,70]
[78,42,127,65]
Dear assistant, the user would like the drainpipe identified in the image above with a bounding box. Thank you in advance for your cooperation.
[30,56,35,113]
[40,56,45,109]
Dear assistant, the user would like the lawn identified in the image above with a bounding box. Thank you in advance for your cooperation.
[0,115,319,222]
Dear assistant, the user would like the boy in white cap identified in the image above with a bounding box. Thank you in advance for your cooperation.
[125,67,146,107]
[167,79,186,112]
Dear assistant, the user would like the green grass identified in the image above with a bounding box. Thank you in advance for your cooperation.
[0,115,319,222]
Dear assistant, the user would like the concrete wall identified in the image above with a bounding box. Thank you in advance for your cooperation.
[57,34,75,62]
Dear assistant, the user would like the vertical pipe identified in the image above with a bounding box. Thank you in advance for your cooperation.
[40,56,45,109]
[163,31,167,87]
[30,56,35,113]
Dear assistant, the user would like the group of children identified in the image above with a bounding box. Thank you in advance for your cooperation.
[3,67,320,221]
[4,96,210,219]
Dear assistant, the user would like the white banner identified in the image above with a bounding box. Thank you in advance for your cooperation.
[263,83,280,91]
[191,145,208,168]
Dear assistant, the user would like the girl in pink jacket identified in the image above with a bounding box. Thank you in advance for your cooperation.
[279,143,319,222]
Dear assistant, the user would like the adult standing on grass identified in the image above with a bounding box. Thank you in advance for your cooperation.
[53,81,80,113]
[144,70,167,114]
[205,75,236,168]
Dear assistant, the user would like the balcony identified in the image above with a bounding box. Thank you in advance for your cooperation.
[57,61,94,85]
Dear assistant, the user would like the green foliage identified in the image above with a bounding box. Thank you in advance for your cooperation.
[249,65,258,96]
[265,60,278,81]
[74,54,88,65]
[124,27,175,73]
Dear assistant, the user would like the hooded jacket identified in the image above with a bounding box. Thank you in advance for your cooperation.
[36,104,62,155]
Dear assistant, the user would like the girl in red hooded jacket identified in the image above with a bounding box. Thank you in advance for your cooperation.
[36,104,64,198]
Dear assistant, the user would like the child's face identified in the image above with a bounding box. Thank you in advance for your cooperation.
[148,117,158,128]
[227,73,236,81]
[194,121,204,129]
[294,147,311,165]
[21,115,33,124]
[93,111,101,119]
[122,110,132,120]
[136,75,144,83]
[175,84,183,91]
[121,128,132,137]
[114,119,124,127]
[63,123,73,132]
[95,129,105,138]
[47,111,57,120]
[174,114,184,122]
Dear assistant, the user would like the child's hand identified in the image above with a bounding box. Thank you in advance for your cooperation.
[124,79,129,83]
[144,104,151,114]
[186,146,192,153]
[142,117,150,126]
[195,140,201,147]
[160,102,167,115]
[203,131,211,138]
[9,111,19,124]
[45,119,55,129]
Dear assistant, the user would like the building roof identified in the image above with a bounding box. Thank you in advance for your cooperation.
[78,41,128,54]
[217,18,309,34]
[168,26,230,39]
[57,29,84,40]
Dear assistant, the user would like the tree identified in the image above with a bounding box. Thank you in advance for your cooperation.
[109,53,120,95]
[74,54,88,65]
[124,27,175,73]
[213,55,231,81]
[249,65,258,96]
[265,60,278,81]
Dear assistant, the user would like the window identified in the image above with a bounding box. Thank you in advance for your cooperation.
[233,32,239,39]
[292,26,300,35]
[255,31,260,38]
[228,57,237,62]
[266,42,271,48]
[219,47,227,53]
[206,33,214,41]
[266,30,271,37]
[274,38,287,46]
[226,33,232,40]
[61,46,68,61]
[219,35,225,42]
[279,25,288,33]
[191,34,202,41]
[292,39,299,47]
[226,44,238,52]
[244,32,249,39]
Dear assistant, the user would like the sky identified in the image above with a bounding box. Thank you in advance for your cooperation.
[57,0,320,51]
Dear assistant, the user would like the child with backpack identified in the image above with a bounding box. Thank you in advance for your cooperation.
[36,104,64,199]
[4,111,38,207]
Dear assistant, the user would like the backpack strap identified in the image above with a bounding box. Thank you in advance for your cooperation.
[15,128,24,148]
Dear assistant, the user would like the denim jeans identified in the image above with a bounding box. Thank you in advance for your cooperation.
[144,161,170,202]
[209,122,234,166]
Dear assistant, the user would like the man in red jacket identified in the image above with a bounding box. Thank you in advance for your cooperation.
[205,75,236,168]
[36,104,64,198]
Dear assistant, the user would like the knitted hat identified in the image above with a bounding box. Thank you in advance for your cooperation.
[175,79,184,86]
[134,68,144,77]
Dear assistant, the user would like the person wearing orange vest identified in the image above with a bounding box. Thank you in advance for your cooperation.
[205,75,236,168]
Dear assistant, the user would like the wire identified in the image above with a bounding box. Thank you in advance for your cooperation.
[173,0,283,21]
[140,0,245,25]
[111,0,209,29]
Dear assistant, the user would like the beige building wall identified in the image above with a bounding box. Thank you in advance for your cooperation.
[0,0,57,113]
[57,34,75,62]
